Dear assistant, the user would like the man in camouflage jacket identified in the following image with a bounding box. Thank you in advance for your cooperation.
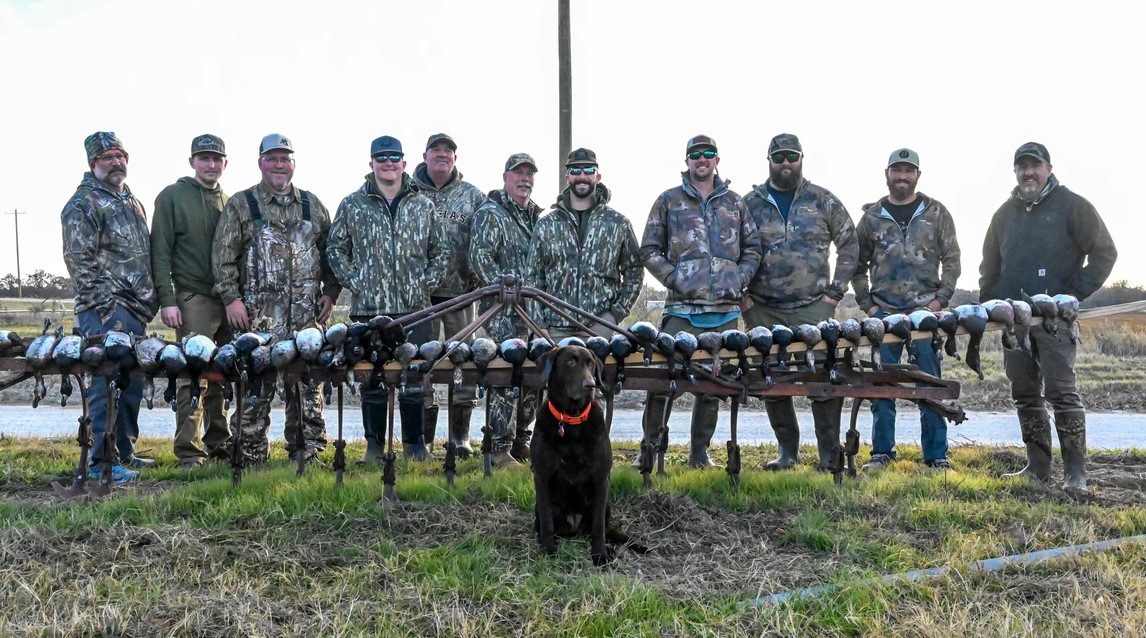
[411,133,486,457]
[61,132,160,481]
[640,135,761,469]
[527,148,642,339]
[742,133,858,472]
[853,148,960,472]
[212,134,341,465]
[328,135,450,463]
[469,153,543,467]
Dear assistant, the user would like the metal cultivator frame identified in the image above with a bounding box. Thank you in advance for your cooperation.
[0,275,969,498]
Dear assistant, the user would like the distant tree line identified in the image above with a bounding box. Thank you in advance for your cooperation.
[0,271,75,298]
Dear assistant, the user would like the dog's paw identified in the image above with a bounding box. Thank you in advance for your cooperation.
[540,541,557,557]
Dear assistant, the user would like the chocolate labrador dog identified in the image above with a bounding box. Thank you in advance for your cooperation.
[531,344,647,566]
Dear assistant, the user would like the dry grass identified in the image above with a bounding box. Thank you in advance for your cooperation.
[0,436,1144,636]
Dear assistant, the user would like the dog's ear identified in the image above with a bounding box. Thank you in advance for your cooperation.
[538,348,558,384]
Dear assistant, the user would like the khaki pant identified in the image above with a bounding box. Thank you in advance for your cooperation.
[173,290,232,464]
[743,299,840,408]
[1004,316,1083,412]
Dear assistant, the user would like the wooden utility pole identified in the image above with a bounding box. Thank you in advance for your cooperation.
[5,210,24,297]
[558,0,572,193]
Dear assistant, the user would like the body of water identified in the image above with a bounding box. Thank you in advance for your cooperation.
[2,404,1142,450]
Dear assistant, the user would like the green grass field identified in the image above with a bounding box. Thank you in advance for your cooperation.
[1,437,1143,636]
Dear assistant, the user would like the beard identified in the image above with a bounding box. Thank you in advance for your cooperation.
[769,163,801,190]
[571,180,595,198]
[885,175,916,200]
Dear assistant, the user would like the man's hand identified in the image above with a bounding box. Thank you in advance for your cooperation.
[160,306,182,329]
[867,305,880,317]
[225,299,249,331]
[316,295,334,324]
[821,295,840,308]
[926,299,943,312]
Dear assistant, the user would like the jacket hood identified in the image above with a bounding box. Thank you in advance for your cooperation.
[358,172,416,199]
[680,172,730,199]
[412,162,463,191]
[176,175,223,193]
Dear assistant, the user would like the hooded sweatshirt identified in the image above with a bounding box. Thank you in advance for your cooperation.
[411,163,485,297]
[151,176,229,307]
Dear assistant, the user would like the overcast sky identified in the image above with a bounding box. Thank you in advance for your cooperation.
[1,0,1142,292]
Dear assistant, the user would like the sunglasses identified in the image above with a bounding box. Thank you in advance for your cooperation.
[770,151,802,164]
[373,154,403,163]
[687,150,718,160]
[567,166,598,175]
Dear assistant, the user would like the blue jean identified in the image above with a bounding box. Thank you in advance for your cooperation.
[77,306,146,464]
[869,313,948,461]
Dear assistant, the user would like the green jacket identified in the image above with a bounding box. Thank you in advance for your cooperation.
[852,193,961,312]
[61,173,159,323]
[151,176,228,307]
[469,189,542,341]
[744,178,858,309]
[327,174,450,316]
[411,163,485,297]
[526,184,642,328]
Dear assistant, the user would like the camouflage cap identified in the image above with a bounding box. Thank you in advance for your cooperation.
[685,134,717,153]
[768,133,802,155]
[887,148,919,168]
[425,133,457,151]
[84,131,126,165]
[259,133,294,155]
[565,147,598,167]
[1014,142,1050,165]
[191,134,226,157]
[504,152,538,172]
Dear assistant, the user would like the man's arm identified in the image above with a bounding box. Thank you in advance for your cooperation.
[150,186,181,327]
[826,198,858,302]
[977,207,1004,302]
[1066,198,1118,300]
[61,196,114,319]
[851,217,875,312]
[468,207,502,287]
[325,198,359,296]
[735,199,762,290]
[212,196,249,329]
[310,196,342,308]
[422,200,452,292]
[639,195,675,287]
[935,206,962,308]
[612,218,644,321]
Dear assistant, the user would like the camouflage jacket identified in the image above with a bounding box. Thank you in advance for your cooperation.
[639,173,761,314]
[411,163,485,297]
[327,174,450,316]
[526,184,643,329]
[61,173,159,324]
[852,193,961,312]
[744,178,858,309]
[469,189,542,341]
[212,181,341,338]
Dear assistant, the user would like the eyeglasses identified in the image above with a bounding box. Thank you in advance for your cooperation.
[770,152,802,164]
[95,153,128,163]
[567,166,598,175]
[373,154,404,164]
[260,155,294,166]
[687,150,718,160]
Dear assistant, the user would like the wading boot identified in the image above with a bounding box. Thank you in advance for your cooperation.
[1056,410,1088,490]
[423,404,439,453]
[400,400,431,461]
[688,396,721,469]
[764,398,800,471]
[491,449,522,468]
[510,426,532,463]
[357,394,386,465]
[812,398,843,472]
[1003,408,1053,481]
[448,406,474,459]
